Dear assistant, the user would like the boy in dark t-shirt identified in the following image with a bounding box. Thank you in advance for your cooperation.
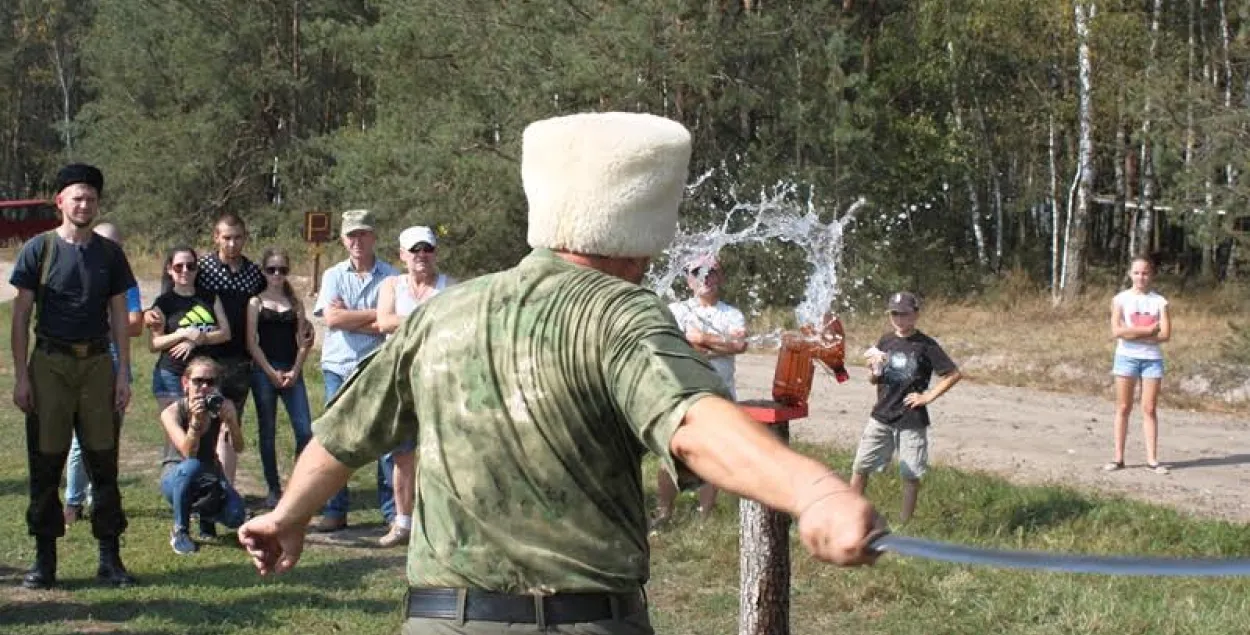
[851,291,962,523]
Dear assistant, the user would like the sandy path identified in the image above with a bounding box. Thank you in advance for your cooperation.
[733,354,1250,523]
[4,259,1247,523]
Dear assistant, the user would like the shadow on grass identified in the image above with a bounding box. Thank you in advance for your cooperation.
[1004,491,1095,533]
[1164,453,1250,471]
[0,478,25,497]
[0,589,395,632]
[137,553,405,590]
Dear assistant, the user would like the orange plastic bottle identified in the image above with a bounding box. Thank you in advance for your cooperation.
[771,332,815,406]
[770,316,849,406]
[810,316,849,383]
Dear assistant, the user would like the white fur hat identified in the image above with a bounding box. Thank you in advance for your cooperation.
[523,112,692,258]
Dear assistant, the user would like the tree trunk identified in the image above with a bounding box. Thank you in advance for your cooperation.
[948,42,988,267]
[1049,114,1061,303]
[1219,0,1236,279]
[1113,115,1127,262]
[1134,0,1161,256]
[739,423,790,635]
[1063,1,1095,303]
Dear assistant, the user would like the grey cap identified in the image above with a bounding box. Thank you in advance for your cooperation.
[887,291,920,313]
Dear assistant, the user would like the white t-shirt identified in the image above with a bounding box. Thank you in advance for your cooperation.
[668,298,746,399]
[1113,289,1168,360]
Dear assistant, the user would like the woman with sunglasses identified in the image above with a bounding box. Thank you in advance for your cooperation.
[245,247,314,508]
[145,246,230,411]
[373,225,455,547]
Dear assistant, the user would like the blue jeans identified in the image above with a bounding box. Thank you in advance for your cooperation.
[250,363,314,495]
[65,433,91,506]
[160,459,246,532]
[320,368,396,523]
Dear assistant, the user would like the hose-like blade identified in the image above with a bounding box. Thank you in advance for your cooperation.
[868,533,1250,577]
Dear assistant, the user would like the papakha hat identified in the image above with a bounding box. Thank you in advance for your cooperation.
[55,163,104,196]
[522,112,692,258]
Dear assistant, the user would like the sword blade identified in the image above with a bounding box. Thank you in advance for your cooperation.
[869,534,1250,577]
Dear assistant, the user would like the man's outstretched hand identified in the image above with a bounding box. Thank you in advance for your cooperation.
[239,513,306,576]
[796,489,886,567]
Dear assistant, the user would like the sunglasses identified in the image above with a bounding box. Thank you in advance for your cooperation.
[264,266,289,276]
[171,262,198,273]
[188,376,217,387]
[409,244,435,254]
[687,267,720,278]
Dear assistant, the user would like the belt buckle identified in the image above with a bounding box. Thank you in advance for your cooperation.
[71,342,90,358]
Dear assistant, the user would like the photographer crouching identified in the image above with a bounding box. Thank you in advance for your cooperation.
[159,356,247,554]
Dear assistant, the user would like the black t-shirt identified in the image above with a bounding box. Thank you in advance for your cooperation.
[160,399,224,471]
[197,253,265,360]
[8,232,136,341]
[870,330,957,429]
[153,289,219,376]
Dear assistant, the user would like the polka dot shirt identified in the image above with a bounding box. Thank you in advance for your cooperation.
[197,252,266,357]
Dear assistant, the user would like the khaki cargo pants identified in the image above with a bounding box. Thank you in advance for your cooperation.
[26,345,128,539]
[401,613,655,635]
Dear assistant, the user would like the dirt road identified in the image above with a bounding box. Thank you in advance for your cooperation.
[3,257,1247,523]
[733,353,1250,523]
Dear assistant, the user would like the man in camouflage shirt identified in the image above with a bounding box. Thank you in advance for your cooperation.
[240,113,882,634]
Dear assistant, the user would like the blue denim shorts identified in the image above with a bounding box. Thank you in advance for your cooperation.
[1112,354,1164,379]
[151,366,185,399]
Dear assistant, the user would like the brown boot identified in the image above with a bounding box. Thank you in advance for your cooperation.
[307,515,347,533]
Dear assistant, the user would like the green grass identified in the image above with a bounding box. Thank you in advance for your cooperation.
[2,303,1250,634]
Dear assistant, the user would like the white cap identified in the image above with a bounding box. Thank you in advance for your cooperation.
[522,112,692,258]
[399,226,438,251]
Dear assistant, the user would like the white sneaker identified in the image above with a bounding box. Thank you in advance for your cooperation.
[378,524,410,548]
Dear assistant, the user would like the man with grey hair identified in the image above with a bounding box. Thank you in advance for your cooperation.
[61,222,144,527]
[240,113,882,633]
[306,208,398,533]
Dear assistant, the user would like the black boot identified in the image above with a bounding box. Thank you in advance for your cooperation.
[21,537,57,589]
[96,537,136,587]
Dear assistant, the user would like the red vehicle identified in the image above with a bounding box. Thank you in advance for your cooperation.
[0,199,58,246]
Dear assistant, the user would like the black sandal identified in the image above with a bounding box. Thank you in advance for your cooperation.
[1102,461,1125,472]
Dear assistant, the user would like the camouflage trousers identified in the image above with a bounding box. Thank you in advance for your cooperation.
[400,613,654,635]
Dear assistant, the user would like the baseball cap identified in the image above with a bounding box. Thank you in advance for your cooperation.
[887,291,920,313]
[399,226,438,251]
[340,209,376,237]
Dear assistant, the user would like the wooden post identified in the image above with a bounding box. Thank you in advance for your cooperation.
[739,421,791,635]
[309,243,323,298]
[735,400,807,635]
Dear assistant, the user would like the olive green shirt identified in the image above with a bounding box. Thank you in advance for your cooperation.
[314,249,730,593]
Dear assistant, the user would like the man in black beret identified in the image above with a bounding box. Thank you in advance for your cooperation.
[8,162,139,588]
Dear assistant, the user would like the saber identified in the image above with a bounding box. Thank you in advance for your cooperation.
[867,532,1250,577]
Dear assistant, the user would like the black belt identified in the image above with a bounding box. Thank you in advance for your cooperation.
[404,587,645,625]
[36,337,110,359]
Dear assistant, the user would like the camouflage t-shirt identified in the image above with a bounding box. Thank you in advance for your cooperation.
[314,249,731,593]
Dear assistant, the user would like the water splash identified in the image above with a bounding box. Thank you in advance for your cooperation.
[647,180,865,342]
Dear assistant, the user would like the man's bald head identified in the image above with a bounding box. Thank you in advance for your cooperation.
[93,222,122,244]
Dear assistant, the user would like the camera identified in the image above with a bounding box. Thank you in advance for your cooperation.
[204,393,225,416]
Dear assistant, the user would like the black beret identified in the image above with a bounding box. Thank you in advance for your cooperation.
[55,163,104,196]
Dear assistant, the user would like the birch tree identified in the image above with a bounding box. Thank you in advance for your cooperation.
[1062,1,1095,302]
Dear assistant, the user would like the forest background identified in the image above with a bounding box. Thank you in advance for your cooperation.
[3,0,1250,312]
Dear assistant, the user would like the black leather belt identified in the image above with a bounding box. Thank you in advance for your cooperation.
[36,337,110,359]
[404,587,645,625]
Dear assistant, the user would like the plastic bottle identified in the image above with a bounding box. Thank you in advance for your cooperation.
[770,315,849,406]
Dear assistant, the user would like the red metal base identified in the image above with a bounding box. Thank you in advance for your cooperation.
[737,399,808,425]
